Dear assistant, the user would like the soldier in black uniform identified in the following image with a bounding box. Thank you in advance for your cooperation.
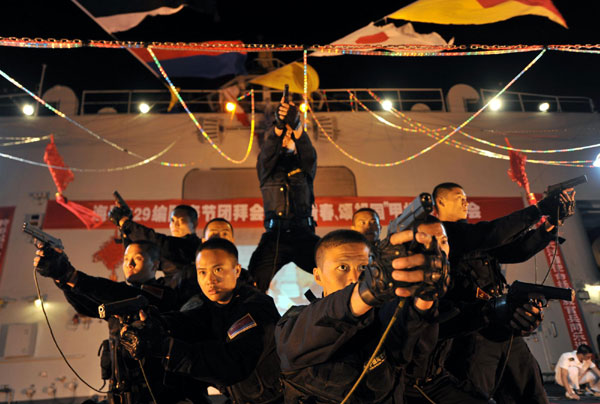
[433,182,575,404]
[120,238,283,404]
[275,228,449,403]
[248,96,319,292]
[33,240,205,404]
[351,207,382,245]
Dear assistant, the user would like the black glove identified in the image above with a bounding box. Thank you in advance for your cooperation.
[35,246,75,284]
[119,310,165,360]
[108,205,132,227]
[358,235,450,307]
[487,295,544,336]
[538,192,575,223]
[284,104,301,130]
[274,103,287,130]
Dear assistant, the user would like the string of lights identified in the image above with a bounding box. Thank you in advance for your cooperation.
[0,135,52,146]
[0,138,179,172]
[147,47,255,165]
[309,49,546,167]
[0,67,159,161]
[365,90,600,154]
[354,92,593,167]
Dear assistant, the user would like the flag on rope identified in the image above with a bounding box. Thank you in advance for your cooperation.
[388,0,567,28]
[505,137,536,205]
[132,41,247,79]
[250,62,319,95]
[312,22,453,56]
[74,0,218,33]
[43,135,103,230]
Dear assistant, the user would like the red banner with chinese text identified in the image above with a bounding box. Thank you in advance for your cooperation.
[0,207,15,282]
[544,241,591,348]
[43,196,525,230]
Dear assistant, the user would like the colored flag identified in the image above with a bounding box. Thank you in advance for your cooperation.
[250,62,319,95]
[388,0,567,28]
[131,41,247,79]
[74,0,191,33]
[312,22,453,56]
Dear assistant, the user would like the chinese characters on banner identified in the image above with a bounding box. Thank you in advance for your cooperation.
[0,207,15,282]
[545,242,591,348]
[43,196,526,230]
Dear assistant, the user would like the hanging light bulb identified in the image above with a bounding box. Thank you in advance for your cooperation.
[299,103,308,113]
[381,100,393,111]
[22,104,35,116]
[225,102,236,112]
[489,99,502,111]
[139,103,150,114]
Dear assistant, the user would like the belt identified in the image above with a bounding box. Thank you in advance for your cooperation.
[265,216,314,231]
[406,368,443,386]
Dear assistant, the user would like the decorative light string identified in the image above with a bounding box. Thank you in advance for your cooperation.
[0,135,52,146]
[147,47,255,165]
[0,138,179,172]
[303,49,308,131]
[0,67,162,162]
[366,90,600,154]
[355,92,593,167]
[310,49,546,167]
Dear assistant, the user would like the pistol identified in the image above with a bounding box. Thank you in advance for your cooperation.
[113,191,131,213]
[98,295,149,321]
[387,193,434,236]
[508,280,574,304]
[283,84,289,104]
[22,222,64,250]
[545,175,587,196]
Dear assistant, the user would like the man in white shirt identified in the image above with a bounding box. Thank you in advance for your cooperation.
[555,344,600,400]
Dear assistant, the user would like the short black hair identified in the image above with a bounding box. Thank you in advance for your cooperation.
[128,240,160,262]
[432,182,463,204]
[352,207,380,224]
[315,229,369,268]
[172,205,198,228]
[577,344,594,355]
[197,237,238,263]
[420,215,442,225]
[202,217,234,237]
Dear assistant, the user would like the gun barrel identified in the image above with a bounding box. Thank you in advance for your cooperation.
[511,280,574,302]
[22,223,64,250]
[98,295,149,319]
[113,191,128,208]
[547,175,587,194]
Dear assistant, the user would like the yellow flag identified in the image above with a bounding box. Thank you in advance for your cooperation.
[388,0,567,28]
[250,62,319,95]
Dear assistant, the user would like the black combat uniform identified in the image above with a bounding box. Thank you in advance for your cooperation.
[56,271,206,404]
[275,284,434,403]
[442,205,555,404]
[249,127,320,292]
[121,220,201,301]
[157,283,283,404]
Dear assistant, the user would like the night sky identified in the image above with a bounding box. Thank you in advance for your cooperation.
[0,1,599,108]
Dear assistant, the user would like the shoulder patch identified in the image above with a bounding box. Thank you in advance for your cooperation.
[227,313,257,340]
[569,357,575,361]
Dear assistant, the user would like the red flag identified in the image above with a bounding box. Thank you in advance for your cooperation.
[93,231,124,281]
[506,137,536,205]
[43,135,103,230]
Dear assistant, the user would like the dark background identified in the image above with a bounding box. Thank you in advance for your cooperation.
[0,1,599,108]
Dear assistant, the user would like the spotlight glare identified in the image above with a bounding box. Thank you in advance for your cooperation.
[225,102,236,112]
[22,104,35,116]
[489,99,502,111]
[538,102,550,112]
[139,103,150,114]
[299,103,308,113]
[34,298,42,308]
[381,99,393,111]
[593,153,600,168]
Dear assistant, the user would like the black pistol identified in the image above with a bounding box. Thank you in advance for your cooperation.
[545,175,587,196]
[508,280,574,305]
[22,222,64,250]
[98,295,149,323]
[387,193,434,236]
[113,191,132,213]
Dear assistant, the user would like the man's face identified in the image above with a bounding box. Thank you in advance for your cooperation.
[351,211,381,243]
[169,211,195,238]
[314,242,369,296]
[577,353,594,363]
[203,221,235,243]
[437,187,468,222]
[123,244,157,283]
[196,248,241,305]
[417,222,450,257]
[281,133,296,151]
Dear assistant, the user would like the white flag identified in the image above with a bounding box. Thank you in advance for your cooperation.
[313,22,453,56]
